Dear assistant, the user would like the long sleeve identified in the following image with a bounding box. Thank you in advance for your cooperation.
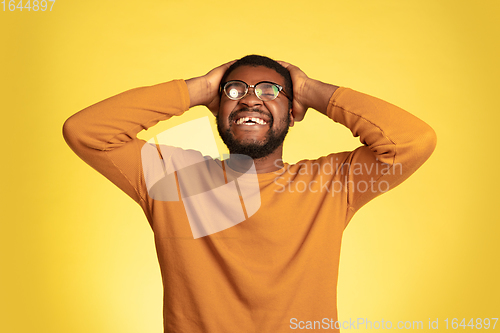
[326,87,437,220]
[62,79,191,204]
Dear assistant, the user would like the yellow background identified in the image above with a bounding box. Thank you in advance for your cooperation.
[1,0,499,332]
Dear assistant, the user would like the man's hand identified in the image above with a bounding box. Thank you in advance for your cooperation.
[278,61,311,122]
[279,61,339,121]
[186,61,235,115]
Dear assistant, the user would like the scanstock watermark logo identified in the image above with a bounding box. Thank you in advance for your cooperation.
[140,117,261,239]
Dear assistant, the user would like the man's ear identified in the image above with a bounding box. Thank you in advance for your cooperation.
[289,109,295,127]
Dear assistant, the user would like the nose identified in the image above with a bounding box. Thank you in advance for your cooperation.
[239,86,262,106]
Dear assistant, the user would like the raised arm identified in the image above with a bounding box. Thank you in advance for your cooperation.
[62,80,191,203]
[280,61,437,217]
[62,61,233,204]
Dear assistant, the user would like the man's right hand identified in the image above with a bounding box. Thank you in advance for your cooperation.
[186,61,235,115]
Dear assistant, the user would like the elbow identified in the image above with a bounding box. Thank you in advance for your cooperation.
[421,124,437,158]
[409,124,437,165]
[62,114,85,152]
[62,116,76,146]
[390,125,437,179]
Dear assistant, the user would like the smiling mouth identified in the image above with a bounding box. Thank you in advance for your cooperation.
[234,117,268,125]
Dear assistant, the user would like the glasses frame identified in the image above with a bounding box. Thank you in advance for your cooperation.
[222,80,291,101]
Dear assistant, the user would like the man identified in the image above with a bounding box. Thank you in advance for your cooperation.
[63,55,436,332]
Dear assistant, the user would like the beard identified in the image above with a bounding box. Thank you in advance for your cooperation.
[216,109,291,160]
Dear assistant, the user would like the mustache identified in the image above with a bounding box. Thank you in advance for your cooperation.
[228,107,273,123]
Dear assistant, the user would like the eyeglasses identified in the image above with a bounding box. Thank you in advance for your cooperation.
[222,80,291,101]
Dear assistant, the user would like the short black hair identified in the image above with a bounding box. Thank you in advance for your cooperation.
[220,55,293,108]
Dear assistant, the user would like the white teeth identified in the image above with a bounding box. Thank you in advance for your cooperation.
[235,117,267,125]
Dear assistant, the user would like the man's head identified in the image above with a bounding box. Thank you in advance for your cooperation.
[219,55,293,108]
[216,55,294,160]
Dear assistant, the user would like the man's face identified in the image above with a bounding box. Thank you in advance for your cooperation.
[217,65,292,159]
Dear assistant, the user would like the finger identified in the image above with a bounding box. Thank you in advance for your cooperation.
[220,60,237,70]
[277,60,291,68]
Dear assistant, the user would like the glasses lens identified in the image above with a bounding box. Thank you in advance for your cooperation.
[255,83,279,101]
[224,81,247,100]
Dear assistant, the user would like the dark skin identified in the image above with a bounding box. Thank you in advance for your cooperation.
[186,60,339,173]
